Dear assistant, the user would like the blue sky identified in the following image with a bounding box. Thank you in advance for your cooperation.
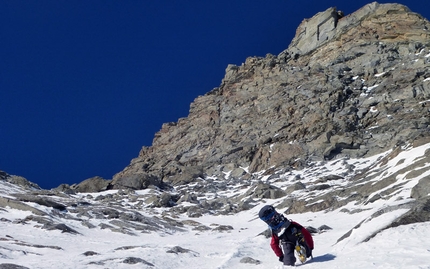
[1,0,429,189]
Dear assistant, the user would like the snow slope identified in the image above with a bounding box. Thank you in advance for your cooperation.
[1,144,430,268]
[1,204,429,268]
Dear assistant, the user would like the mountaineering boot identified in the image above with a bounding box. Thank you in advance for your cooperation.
[295,244,307,263]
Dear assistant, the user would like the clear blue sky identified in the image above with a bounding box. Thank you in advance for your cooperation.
[1,0,429,189]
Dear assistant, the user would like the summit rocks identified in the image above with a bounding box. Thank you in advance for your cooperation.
[112,2,430,188]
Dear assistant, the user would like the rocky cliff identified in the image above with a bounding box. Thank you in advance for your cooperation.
[111,2,430,189]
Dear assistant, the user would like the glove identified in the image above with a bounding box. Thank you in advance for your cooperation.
[278,255,284,262]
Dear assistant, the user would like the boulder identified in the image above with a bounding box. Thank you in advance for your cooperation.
[71,176,111,193]
[411,176,430,199]
[111,173,162,190]
[244,182,286,199]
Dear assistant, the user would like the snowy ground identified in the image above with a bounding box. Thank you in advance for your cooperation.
[1,201,430,268]
[1,144,430,268]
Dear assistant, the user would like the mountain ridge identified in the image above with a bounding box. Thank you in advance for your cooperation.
[111,2,430,190]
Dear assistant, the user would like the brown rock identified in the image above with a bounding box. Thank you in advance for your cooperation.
[112,3,430,189]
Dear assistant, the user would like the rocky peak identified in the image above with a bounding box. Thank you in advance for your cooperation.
[111,2,430,189]
[287,2,429,57]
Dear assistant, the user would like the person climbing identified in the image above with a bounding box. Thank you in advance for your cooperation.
[259,205,314,266]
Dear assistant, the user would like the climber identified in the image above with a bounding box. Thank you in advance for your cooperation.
[259,205,314,266]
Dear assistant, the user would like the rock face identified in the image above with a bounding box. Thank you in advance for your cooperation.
[111,2,430,189]
[0,170,41,190]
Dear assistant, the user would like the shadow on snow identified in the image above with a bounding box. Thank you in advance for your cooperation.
[309,253,336,263]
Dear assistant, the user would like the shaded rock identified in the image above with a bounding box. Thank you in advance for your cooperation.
[166,246,191,254]
[286,182,306,194]
[71,176,111,193]
[177,193,199,204]
[308,184,332,191]
[0,171,40,190]
[240,257,261,265]
[315,174,344,183]
[122,257,154,266]
[115,246,139,251]
[144,192,178,208]
[0,171,8,180]
[0,197,46,216]
[0,264,30,269]
[94,193,114,202]
[111,173,162,190]
[12,194,67,211]
[99,223,115,230]
[24,215,53,225]
[236,197,256,211]
[305,226,319,234]
[12,242,62,250]
[186,206,204,218]
[172,166,204,185]
[244,182,287,199]
[318,225,333,232]
[88,261,105,266]
[161,216,185,228]
[158,192,177,207]
[43,223,80,234]
[52,184,76,194]
[258,228,272,238]
[212,225,234,232]
[144,194,159,206]
[192,225,211,232]
[166,246,198,256]
[411,175,430,199]
[230,167,247,178]
[82,251,99,256]
[388,198,430,228]
[96,208,120,219]
[5,176,41,190]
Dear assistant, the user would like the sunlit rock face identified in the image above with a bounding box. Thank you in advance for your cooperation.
[112,2,430,188]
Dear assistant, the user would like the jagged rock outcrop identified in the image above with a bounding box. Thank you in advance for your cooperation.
[70,176,111,193]
[0,171,41,190]
[111,2,430,189]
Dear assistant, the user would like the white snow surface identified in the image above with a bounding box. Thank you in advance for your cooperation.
[1,144,430,268]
